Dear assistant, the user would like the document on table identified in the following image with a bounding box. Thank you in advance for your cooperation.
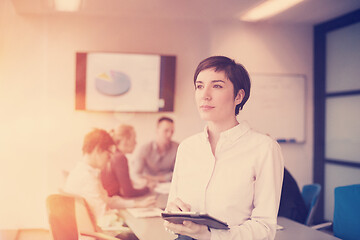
[276,225,284,230]
[127,207,163,218]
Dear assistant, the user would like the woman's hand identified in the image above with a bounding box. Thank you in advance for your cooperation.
[164,220,211,240]
[164,198,211,239]
[165,197,191,212]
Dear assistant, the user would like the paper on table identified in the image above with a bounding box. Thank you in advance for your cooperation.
[276,225,284,230]
[127,207,163,218]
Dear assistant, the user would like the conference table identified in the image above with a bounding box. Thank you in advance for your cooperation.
[120,188,339,240]
[276,217,339,240]
[120,208,340,240]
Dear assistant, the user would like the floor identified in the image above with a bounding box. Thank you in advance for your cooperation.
[0,229,51,240]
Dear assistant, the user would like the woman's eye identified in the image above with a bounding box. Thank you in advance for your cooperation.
[196,85,204,89]
[214,84,223,88]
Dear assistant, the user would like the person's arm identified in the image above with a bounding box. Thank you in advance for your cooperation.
[143,171,172,183]
[165,151,211,239]
[107,194,156,209]
[166,143,182,206]
[164,198,211,240]
[158,171,173,182]
[208,140,284,240]
[166,139,284,240]
[112,154,149,198]
[65,173,110,220]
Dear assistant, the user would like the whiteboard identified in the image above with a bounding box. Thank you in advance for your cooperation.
[238,74,306,143]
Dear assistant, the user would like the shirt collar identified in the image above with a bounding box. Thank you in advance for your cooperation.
[152,140,171,151]
[202,120,251,143]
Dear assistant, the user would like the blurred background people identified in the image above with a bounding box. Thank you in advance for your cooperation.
[101,124,155,198]
[133,116,179,184]
[64,128,155,230]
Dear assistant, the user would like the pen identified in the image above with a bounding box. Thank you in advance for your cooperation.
[277,139,296,143]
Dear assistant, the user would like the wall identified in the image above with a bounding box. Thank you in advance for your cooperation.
[42,14,211,192]
[0,0,48,228]
[208,21,314,189]
[0,0,314,228]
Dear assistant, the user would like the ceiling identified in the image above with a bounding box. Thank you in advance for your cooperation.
[12,0,360,25]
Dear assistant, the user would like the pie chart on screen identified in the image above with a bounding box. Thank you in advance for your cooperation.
[95,70,131,96]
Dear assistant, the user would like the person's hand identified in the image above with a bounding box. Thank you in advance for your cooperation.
[134,195,156,207]
[146,179,157,191]
[165,197,191,212]
[164,220,211,240]
[164,198,211,239]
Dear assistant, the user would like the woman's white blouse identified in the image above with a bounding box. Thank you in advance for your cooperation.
[167,121,284,240]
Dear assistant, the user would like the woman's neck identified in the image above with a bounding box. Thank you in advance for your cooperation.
[84,153,98,169]
[207,118,239,155]
[117,146,127,154]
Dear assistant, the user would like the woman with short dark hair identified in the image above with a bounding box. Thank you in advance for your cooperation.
[165,56,284,240]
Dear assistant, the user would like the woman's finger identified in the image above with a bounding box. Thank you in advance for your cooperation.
[174,198,191,211]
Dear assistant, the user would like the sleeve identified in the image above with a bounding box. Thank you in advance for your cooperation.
[77,181,109,219]
[107,195,136,209]
[114,154,149,198]
[166,143,183,207]
[210,139,284,240]
[64,168,108,220]
[161,171,174,182]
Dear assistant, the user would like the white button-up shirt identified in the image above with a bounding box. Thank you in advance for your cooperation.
[64,160,135,227]
[168,121,284,240]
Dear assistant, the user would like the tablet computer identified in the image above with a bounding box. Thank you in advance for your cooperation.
[161,212,229,230]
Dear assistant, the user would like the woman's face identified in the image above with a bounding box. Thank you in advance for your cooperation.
[195,68,242,123]
[118,130,137,154]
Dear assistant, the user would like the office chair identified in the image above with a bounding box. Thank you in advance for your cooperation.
[301,183,321,226]
[46,194,121,240]
[14,228,50,240]
[332,184,360,240]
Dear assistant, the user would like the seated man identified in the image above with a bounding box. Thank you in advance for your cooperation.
[132,117,179,183]
[64,128,155,232]
[278,167,308,224]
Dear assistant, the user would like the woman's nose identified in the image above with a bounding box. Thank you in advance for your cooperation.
[202,86,212,100]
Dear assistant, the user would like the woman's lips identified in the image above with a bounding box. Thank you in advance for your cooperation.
[200,105,215,110]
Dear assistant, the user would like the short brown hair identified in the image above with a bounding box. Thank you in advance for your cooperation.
[193,56,251,115]
[111,124,134,145]
[157,116,173,126]
[82,128,114,154]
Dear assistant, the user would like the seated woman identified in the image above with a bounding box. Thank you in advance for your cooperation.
[65,128,154,240]
[101,124,154,198]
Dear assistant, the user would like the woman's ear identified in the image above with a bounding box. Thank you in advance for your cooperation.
[235,89,245,105]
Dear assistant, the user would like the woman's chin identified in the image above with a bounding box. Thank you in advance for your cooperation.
[198,113,214,121]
